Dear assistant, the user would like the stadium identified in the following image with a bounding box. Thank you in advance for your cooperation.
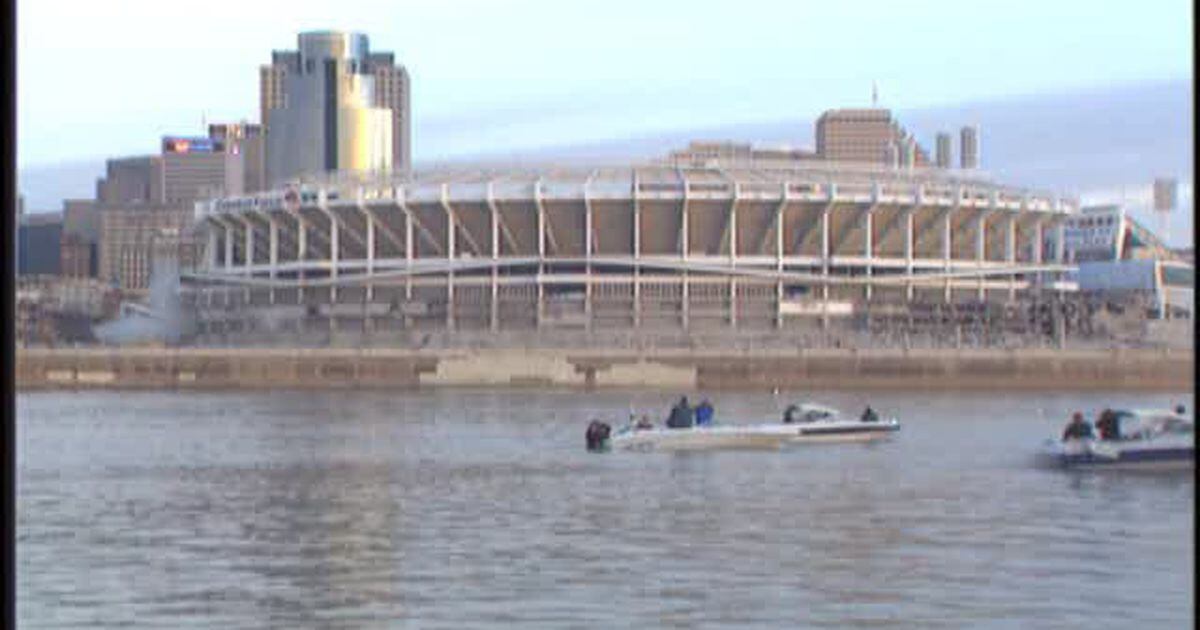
[183,152,1089,348]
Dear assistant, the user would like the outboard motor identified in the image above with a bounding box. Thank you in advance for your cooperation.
[585,420,612,452]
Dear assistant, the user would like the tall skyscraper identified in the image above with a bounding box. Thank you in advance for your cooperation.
[960,125,980,170]
[261,31,409,187]
[365,52,411,173]
[935,132,952,168]
[815,109,930,166]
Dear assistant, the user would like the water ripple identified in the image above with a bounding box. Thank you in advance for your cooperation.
[17,389,1194,628]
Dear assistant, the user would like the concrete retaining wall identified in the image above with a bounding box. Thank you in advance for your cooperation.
[16,347,1192,392]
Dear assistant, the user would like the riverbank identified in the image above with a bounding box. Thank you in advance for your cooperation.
[15,346,1193,392]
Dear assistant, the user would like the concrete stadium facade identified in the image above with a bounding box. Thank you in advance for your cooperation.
[187,159,1078,340]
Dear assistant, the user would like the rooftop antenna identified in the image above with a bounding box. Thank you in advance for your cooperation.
[872,81,879,107]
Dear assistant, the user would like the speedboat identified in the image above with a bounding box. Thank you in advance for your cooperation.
[1036,409,1195,470]
[600,403,900,452]
[781,403,902,443]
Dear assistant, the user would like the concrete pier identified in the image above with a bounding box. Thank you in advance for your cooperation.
[16,347,1193,392]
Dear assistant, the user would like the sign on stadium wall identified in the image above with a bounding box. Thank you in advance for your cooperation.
[779,300,854,316]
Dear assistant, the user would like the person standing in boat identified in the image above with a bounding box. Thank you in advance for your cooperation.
[666,397,694,429]
[1095,409,1120,441]
[1061,411,1094,441]
[695,399,715,427]
[783,404,799,424]
[860,406,880,422]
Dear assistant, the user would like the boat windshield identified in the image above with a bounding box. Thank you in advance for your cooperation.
[1120,410,1194,438]
[798,405,838,422]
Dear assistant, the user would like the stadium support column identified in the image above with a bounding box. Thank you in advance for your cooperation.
[583,173,595,332]
[944,189,959,303]
[1054,220,1065,265]
[1006,211,1017,300]
[242,216,253,275]
[238,215,254,306]
[728,182,739,328]
[218,218,236,315]
[633,171,642,329]
[975,209,988,301]
[774,183,788,329]
[207,224,219,271]
[267,214,278,306]
[486,181,500,333]
[363,203,375,304]
[1032,217,1044,291]
[294,211,307,305]
[223,223,234,273]
[440,183,456,332]
[207,218,227,310]
[534,179,547,330]
[1050,215,1066,301]
[820,184,835,329]
[317,199,339,332]
[865,185,879,302]
[398,188,414,306]
[905,187,920,302]
[680,173,690,331]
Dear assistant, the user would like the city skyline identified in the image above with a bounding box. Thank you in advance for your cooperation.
[17,0,1192,168]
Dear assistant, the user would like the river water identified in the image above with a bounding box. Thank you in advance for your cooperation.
[17,389,1194,628]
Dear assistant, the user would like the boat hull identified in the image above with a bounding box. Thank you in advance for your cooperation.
[610,425,798,452]
[1037,440,1195,471]
[608,419,902,451]
[789,419,901,443]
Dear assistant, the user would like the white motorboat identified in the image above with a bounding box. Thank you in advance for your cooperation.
[1036,409,1195,470]
[781,403,902,443]
[600,403,900,452]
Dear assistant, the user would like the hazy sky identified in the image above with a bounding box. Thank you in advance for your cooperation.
[16,0,1194,167]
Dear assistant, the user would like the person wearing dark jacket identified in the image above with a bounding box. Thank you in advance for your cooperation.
[1095,409,1120,441]
[1062,412,1094,441]
[695,399,715,427]
[666,397,694,429]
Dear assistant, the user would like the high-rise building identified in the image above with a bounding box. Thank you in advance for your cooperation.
[900,135,918,168]
[935,132,952,169]
[18,213,63,276]
[815,108,930,166]
[261,31,406,187]
[15,194,23,272]
[90,128,242,291]
[97,156,163,205]
[960,125,980,170]
[98,205,199,292]
[365,52,411,173]
[61,200,100,278]
[259,51,294,132]
[1153,178,1178,212]
[209,122,267,193]
[160,144,244,205]
[97,133,246,207]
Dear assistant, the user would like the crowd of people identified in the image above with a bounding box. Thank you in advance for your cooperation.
[625,398,883,430]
